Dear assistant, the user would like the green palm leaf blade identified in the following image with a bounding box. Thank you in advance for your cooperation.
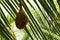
[47,0,60,21]
[22,0,47,40]
[38,0,60,35]
[0,0,15,20]
[0,6,15,40]
[0,20,13,40]
[57,0,60,5]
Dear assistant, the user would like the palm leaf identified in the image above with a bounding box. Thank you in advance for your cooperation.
[0,0,60,40]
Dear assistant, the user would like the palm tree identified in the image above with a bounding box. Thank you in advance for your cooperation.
[0,0,60,40]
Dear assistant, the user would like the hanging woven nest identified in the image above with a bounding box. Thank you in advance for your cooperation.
[15,10,28,29]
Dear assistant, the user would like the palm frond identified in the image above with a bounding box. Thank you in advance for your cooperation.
[0,0,60,40]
